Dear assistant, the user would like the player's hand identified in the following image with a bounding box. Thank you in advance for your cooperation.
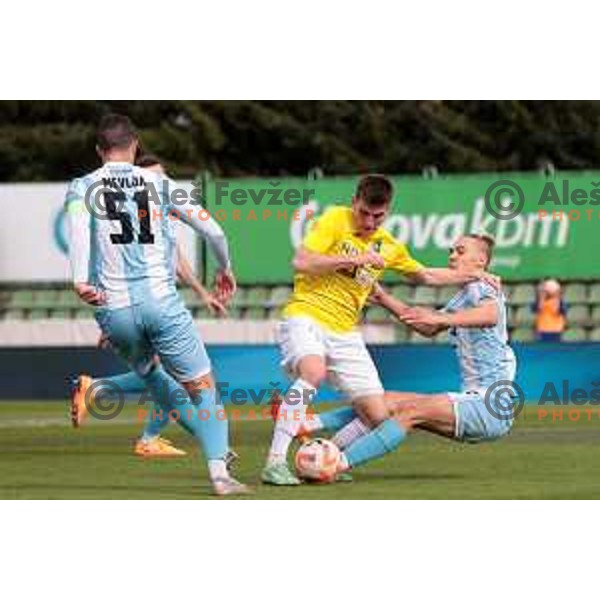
[368,283,388,305]
[202,291,229,318]
[401,307,448,328]
[74,283,106,306]
[215,269,237,305]
[354,251,385,269]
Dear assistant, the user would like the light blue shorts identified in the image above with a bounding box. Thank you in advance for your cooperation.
[448,390,513,443]
[95,292,211,382]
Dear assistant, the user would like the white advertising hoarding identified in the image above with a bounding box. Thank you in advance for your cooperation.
[0,182,198,282]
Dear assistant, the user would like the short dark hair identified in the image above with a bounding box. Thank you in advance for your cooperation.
[97,114,138,152]
[466,233,495,267]
[355,175,394,206]
[136,153,162,169]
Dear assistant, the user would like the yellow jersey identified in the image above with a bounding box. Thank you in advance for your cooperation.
[283,206,424,333]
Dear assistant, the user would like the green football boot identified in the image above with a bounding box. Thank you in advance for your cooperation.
[261,462,302,485]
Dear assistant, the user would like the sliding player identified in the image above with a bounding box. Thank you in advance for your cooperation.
[66,114,248,495]
[262,174,499,485]
[331,234,517,474]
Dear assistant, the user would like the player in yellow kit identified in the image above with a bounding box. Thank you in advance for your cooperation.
[262,174,498,485]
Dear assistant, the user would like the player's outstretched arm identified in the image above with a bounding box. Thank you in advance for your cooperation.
[444,301,498,328]
[398,307,447,337]
[403,300,499,332]
[162,177,231,272]
[175,244,228,317]
[292,246,384,275]
[370,284,410,318]
[165,179,236,304]
[177,207,231,271]
[408,267,501,290]
[371,285,440,337]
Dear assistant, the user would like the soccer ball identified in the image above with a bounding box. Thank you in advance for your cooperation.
[295,438,341,482]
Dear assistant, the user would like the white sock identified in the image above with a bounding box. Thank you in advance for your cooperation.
[332,418,370,450]
[267,378,315,465]
[208,459,228,481]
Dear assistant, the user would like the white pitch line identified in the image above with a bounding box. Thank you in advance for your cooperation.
[0,413,274,429]
[0,416,142,429]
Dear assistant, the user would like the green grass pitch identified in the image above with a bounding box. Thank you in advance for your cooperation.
[1,401,599,499]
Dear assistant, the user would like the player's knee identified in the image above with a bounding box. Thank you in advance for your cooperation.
[182,372,215,395]
[394,411,417,432]
[354,396,390,427]
[297,358,327,388]
[364,409,389,427]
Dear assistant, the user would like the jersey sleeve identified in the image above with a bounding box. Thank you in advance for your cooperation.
[162,176,231,270]
[302,207,342,253]
[443,290,468,313]
[386,241,424,276]
[443,282,497,313]
[468,281,498,305]
[65,178,92,283]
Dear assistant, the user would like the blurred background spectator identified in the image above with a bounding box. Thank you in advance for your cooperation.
[532,279,567,342]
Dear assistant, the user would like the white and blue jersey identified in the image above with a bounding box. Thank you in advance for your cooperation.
[65,161,229,381]
[444,281,518,442]
[65,161,229,309]
[444,281,516,393]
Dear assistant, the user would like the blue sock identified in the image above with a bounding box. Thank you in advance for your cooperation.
[186,387,229,461]
[95,371,146,394]
[96,371,172,441]
[141,406,172,441]
[344,419,406,468]
[142,366,228,461]
[139,377,190,442]
[318,406,357,432]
